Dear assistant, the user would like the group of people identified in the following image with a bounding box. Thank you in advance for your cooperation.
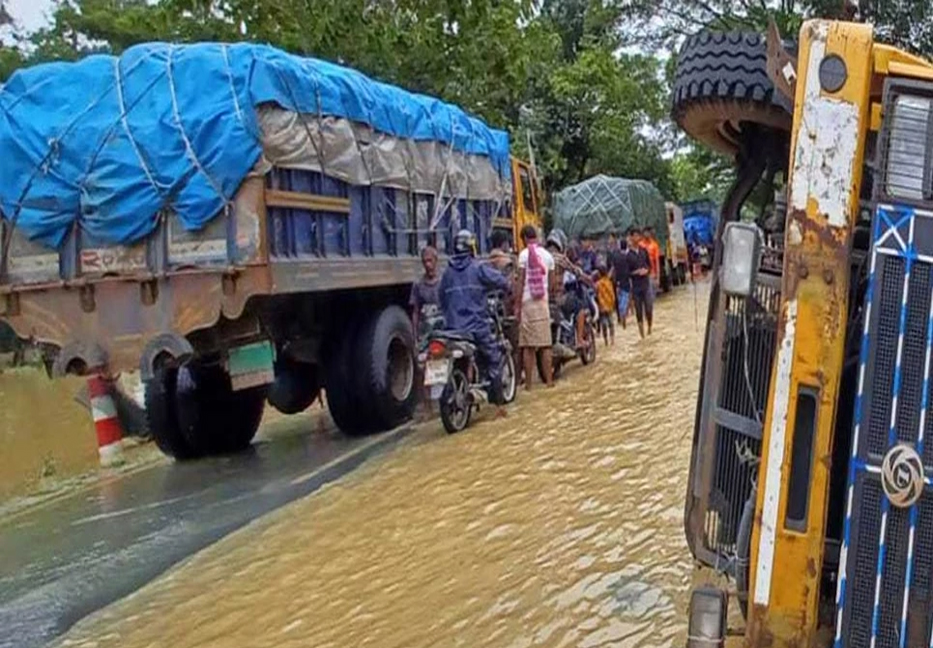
[604,227,660,341]
[406,225,663,419]
[553,228,661,347]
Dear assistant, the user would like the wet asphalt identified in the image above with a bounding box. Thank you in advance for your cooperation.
[0,425,412,648]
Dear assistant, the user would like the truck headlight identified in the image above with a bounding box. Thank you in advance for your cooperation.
[687,586,727,647]
[721,222,761,297]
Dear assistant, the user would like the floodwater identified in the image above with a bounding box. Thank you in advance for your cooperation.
[57,284,708,648]
[0,368,98,501]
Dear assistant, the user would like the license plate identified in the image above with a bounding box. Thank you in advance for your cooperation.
[424,359,450,387]
[228,341,275,391]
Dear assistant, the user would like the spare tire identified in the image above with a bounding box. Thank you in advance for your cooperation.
[672,31,793,155]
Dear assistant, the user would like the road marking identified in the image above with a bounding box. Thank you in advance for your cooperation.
[71,493,200,526]
[289,425,410,486]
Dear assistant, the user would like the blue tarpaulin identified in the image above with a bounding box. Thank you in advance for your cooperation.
[0,43,512,248]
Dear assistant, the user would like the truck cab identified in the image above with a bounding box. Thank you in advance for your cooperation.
[494,157,542,251]
[674,19,933,646]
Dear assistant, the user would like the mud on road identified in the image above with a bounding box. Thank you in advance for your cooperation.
[56,285,708,648]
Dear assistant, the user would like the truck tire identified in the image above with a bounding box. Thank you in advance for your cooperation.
[175,364,265,455]
[145,368,203,460]
[354,305,417,431]
[217,385,267,453]
[267,358,320,415]
[672,31,793,155]
[324,319,373,436]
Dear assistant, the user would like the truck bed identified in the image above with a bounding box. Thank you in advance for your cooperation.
[0,166,504,376]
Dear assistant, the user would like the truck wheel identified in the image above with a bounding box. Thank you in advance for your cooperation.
[672,31,793,155]
[144,368,203,460]
[267,358,320,415]
[324,319,372,436]
[175,364,265,455]
[218,385,267,453]
[501,352,517,404]
[660,259,673,293]
[355,305,417,431]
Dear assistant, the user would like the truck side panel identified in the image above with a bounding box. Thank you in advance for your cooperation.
[0,168,505,376]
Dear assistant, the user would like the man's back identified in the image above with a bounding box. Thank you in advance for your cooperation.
[439,254,509,334]
[610,246,630,288]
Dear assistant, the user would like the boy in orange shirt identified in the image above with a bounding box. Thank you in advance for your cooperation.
[595,264,616,346]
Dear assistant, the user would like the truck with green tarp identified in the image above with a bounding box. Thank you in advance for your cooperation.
[552,175,684,289]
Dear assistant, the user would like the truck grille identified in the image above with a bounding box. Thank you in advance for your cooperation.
[837,205,933,647]
[688,272,780,572]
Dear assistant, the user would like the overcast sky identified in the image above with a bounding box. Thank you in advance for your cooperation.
[6,0,52,32]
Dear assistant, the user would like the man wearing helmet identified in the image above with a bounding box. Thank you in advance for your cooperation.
[438,229,511,408]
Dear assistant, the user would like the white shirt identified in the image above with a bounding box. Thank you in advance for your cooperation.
[518,245,555,303]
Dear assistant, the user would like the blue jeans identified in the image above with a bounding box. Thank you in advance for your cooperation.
[617,289,630,318]
[472,328,504,405]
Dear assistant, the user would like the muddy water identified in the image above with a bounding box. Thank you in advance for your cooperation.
[0,368,99,500]
[58,285,708,648]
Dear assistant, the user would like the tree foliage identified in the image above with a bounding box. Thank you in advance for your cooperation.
[0,0,679,204]
[4,0,933,210]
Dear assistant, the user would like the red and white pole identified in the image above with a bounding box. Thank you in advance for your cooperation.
[87,375,125,467]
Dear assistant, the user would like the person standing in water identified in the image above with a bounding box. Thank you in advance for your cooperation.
[410,245,441,420]
[410,245,441,339]
[609,235,631,328]
[487,230,521,384]
[627,228,653,339]
[516,225,555,390]
[595,264,616,346]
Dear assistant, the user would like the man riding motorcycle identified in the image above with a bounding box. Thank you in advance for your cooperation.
[438,229,511,407]
[544,229,593,351]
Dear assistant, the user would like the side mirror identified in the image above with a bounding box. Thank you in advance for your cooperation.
[720,222,762,297]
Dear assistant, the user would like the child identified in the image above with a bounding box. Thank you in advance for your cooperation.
[595,265,616,346]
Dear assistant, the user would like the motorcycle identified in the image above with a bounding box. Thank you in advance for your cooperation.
[539,286,597,382]
[418,293,517,434]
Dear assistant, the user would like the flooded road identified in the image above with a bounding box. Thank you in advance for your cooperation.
[56,285,707,648]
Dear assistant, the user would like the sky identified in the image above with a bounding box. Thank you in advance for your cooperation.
[6,0,52,32]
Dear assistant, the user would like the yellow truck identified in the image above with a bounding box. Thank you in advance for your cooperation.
[674,20,933,646]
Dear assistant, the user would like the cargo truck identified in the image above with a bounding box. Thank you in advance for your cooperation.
[0,43,540,459]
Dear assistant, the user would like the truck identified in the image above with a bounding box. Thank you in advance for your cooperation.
[0,43,540,459]
[681,199,718,269]
[673,19,933,647]
[664,201,689,287]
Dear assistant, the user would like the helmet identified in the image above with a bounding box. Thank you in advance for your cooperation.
[546,229,567,253]
[454,229,476,256]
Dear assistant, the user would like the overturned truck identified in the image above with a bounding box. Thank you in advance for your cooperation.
[0,44,539,459]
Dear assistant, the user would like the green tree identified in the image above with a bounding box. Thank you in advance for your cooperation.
[625,0,933,59]
[3,0,677,205]
[669,146,733,203]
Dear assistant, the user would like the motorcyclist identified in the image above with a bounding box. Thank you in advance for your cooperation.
[438,229,511,408]
[544,229,593,351]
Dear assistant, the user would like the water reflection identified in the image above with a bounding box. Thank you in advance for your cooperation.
[58,286,708,648]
